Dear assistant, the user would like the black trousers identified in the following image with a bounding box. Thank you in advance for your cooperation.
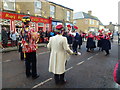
[54,61,67,84]
[25,52,37,77]
[72,42,78,53]
[105,50,109,54]
[20,52,24,60]
[54,73,65,83]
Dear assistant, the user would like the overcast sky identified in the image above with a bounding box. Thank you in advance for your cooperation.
[49,0,119,25]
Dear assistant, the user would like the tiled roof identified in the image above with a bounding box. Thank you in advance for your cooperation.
[82,12,99,21]
[74,12,104,25]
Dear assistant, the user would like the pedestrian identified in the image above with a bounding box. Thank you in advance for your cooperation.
[66,33,73,48]
[101,33,111,56]
[47,24,74,85]
[2,27,8,48]
[10,31,17,47]
[78,31,83,49]
[96,30,104,51]
[70,26,79,55]
[18,30,24,61]
[86,32,96,52]
[21,16,39,79]
[113,60,120,85]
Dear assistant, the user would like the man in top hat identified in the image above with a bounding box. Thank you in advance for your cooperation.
[21,16,39,79]
[47,24,74,85]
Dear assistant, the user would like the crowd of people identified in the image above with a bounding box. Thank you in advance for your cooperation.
[1,16,119,86]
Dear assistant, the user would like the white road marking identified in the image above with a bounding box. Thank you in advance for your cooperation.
[3,60,11,63]
[87,56,93,60]
[38,51,50,55]
[66,67,73,72]
[32,78,53,89]
[32,66,74,88]
[76,61,84,66]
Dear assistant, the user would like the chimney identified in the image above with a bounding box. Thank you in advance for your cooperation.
[88,10,92,15]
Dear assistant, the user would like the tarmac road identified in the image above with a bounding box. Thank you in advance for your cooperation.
[2,40,120,88]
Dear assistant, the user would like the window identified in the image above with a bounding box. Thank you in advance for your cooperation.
[50,5,55,18]
[34,0,42,16]
[96,21,99,25]
[92,20,94,25]
[3,0,15,11]
[89,19,92,24]
[85,19,88,24]
[67,11,70,21]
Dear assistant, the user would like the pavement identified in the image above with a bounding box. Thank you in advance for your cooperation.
[0,43,47,53]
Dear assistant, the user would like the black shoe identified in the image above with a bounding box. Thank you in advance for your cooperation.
[59,80,67,85]
[26,74,31,78]
[32,75,39,79]
[55,81,59,85]
[87,50,90,52]
[105,53,110,56]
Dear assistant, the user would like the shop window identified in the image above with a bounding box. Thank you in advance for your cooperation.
[50,5,55,18]
[15,20,22,27]
[34,0,42,16]
[38,23,44,27]
[3,0,15,11]
[67,11,70,21]
[2,19,10,25]
[31,22,35,29]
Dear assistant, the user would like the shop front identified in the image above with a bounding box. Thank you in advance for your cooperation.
[0,11,52,46]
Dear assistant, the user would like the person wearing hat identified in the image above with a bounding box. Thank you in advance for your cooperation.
[96,30,104,51]
[47,24,74,84]
[86,32,96,52]
[101,32,111,56]
[70,26,79,55]
[21,16,39,79]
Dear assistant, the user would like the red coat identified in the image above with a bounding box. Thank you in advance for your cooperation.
[21,28,39,53]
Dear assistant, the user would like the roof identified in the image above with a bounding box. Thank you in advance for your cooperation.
[47,1,74,11]
[74,12,99,21]
[74,12,104,25]
[99,21,104,26]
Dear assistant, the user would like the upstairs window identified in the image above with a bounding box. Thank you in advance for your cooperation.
[50,5,55,18]
[34,0,42,16]
[3,0,15,11]
[67,11,70,21]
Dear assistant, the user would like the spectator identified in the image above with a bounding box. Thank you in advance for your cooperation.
[2,27,8,48]
[10,31,17,47]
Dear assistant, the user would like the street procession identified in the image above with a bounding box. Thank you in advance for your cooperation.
[1,0,120,89]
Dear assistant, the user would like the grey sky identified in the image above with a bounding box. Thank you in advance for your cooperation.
[49,0,119,25]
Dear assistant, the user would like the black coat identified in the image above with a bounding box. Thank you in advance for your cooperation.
[86,38,96,48]
[2,30,8,43]
[97,38,103,47]
[67,35,73,44]
[102,39,111,50]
